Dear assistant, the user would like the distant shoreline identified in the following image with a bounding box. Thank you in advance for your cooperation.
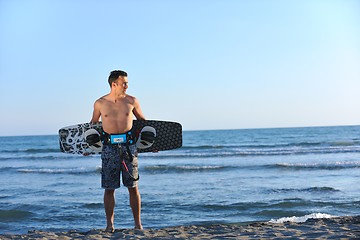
[1,123,360,137]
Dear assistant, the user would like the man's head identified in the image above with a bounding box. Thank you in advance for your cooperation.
[108,70,128,87]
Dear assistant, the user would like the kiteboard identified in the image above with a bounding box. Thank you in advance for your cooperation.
[59,120,182,154]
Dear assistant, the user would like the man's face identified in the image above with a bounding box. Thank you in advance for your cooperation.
[114,76,128,93]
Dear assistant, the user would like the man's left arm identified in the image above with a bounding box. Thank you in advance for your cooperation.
[132,97,146,121]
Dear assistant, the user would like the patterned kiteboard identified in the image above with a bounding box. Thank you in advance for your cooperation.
[58,120,182,154]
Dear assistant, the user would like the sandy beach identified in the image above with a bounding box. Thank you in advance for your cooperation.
[1,215,359,239]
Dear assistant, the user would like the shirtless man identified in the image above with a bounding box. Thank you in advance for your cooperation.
[90,70,145,231]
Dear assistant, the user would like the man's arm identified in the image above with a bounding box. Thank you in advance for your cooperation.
[132,97,145,121]
[90,100,101,123]
[83,100,101,156]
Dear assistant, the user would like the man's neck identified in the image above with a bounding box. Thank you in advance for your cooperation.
[109,91,126,103]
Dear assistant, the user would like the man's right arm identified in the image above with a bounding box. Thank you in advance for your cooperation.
[83,100,101,156]
[90,100,101,123]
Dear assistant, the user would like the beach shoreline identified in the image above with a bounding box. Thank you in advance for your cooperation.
[1,215,359,239]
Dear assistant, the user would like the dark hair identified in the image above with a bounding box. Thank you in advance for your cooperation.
[108,70,128,86]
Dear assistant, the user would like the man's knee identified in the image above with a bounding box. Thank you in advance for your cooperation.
[128,187,139,195]
[104,189,115,196]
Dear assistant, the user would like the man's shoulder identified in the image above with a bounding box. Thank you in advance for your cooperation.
[93,95,109,108]
[96,95,109,102]
[125,94,137,103]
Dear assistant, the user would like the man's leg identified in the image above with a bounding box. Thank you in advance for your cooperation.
[128,186,142,229]
[104,189,115,232]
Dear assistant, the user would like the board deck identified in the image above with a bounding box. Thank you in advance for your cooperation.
[59,120,182,154]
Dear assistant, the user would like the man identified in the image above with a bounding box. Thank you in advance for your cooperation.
[90,70,145,231]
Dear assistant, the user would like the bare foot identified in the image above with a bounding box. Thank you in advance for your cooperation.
[105,226,115,233]
[134,225,143,230]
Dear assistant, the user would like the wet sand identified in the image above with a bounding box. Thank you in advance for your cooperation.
[1,215,359,239]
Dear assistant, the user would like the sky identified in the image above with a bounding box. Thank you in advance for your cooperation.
[0,0,359,136]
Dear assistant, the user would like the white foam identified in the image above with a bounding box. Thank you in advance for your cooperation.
[269,213,336,223]
[18,167,99,174]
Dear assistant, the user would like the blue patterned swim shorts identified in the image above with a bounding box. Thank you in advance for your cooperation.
[101,144,139,189]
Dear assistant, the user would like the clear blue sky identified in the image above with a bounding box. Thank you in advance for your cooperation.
[1,0,359,136]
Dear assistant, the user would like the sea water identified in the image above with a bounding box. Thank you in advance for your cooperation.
[0,125,359,234]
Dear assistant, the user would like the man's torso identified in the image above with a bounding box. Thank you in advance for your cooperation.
[99,95,135,133]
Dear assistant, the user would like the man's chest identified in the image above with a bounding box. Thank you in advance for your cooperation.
[101,101,133,117]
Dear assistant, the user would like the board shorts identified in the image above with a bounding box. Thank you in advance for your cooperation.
[101,143,139,189]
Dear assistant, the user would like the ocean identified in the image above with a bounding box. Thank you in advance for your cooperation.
[0,125,359,234]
